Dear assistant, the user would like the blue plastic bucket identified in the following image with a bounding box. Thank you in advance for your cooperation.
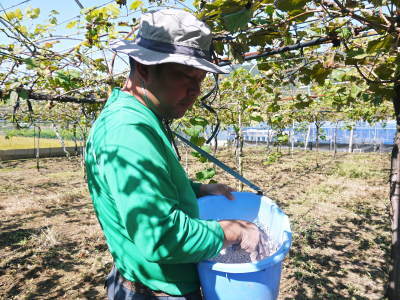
[197,192,292,300]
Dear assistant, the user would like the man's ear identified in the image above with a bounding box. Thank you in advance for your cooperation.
[135,62,150,82]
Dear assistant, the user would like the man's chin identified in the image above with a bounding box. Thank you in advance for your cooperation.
[171,112,185,119]
[164,111,185,120]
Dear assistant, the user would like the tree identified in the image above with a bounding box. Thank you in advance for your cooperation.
[194,1,399,297]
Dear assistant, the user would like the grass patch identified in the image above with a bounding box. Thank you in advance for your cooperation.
[5,128,84,141]
[327,154,389,180]
[0,135,76,150]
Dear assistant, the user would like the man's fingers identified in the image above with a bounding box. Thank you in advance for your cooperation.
[250,251,258,263]
[224,191,235,200]
[222,185,235,200]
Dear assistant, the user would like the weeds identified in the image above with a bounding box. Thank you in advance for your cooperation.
[263,151,283,165]
[32,227,60,250]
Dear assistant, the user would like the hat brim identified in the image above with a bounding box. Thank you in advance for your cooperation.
[111,40,228,74]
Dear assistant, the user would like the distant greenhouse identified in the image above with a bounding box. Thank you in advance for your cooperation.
[215,121,396,152]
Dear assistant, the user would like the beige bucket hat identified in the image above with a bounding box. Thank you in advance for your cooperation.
[111,8,227,74]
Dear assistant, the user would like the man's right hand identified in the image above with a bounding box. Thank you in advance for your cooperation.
[218,220,262,256]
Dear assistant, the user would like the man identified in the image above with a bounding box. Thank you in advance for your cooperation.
[85,8,262,300]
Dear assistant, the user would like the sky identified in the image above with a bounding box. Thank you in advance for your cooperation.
[0,0,197,73]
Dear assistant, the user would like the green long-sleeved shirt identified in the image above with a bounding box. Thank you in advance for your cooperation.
[85,88,224,296]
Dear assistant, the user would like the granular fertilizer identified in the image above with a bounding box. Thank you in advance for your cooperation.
[209,220,279,263]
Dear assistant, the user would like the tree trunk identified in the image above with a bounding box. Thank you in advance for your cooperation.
[291,121,295,157]
[315,121,320,168]
[35,125,41,171]
[52,123,70,158]
[237,103,244,192]
[388,83,400,300]
[73,124,78,154]
[238,132,244,192]
[213,133,218,156]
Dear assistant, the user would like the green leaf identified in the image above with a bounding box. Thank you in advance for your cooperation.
[222,8,252,32]
[367,35,394,54]
[23,58,38,69]
[369,83,394,100]
[196,168,216,181]
[190,136,206,147]
[189,117,208,127]
[130,0,143,10]
[18,89,28,100]
[184,125,203,138]
[311,62,331,85]
[264,5,274,16]
[213,41,224,55]
[105,4,120,17]
[267,102,280,113]
[374,64,394,80]
[6,8,23,21]
[32,8,40,18]
[191,151,208,163]
[274,0,310,11]
[49,17,58,24]
[66,20,78,29]
[250,115,263,122]
[26,7,40,19]
[337,27,352,39]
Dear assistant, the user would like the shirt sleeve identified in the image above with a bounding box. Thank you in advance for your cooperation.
[101,123,224,263]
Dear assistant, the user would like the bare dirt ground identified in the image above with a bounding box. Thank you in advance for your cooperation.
[0,148,390,299]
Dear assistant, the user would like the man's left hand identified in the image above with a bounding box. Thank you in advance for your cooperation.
[199,183,235,200]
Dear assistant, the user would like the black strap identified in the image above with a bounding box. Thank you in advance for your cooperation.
[174,131,263,195]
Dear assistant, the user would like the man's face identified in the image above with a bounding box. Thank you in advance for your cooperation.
[146,63,207,119]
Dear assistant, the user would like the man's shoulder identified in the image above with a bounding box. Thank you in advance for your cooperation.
[101,93,156,126]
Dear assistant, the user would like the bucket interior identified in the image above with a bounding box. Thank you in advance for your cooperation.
[197,192,291,272]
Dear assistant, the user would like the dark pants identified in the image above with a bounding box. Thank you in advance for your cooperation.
[105,266,203,300]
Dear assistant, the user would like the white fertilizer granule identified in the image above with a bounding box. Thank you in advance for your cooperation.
[209,221,279,263]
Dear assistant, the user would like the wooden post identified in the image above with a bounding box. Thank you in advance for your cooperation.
[333,121,338,158]
[305,124,311,150]
[348,124,354,153]
[373,124,378,152]
[291,120,295,156]
[388,83,400,300]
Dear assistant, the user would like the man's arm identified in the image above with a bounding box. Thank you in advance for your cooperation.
[101,123,225,263]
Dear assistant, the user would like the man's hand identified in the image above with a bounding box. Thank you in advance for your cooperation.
[198,183,235,200]
[218,220,261,254]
